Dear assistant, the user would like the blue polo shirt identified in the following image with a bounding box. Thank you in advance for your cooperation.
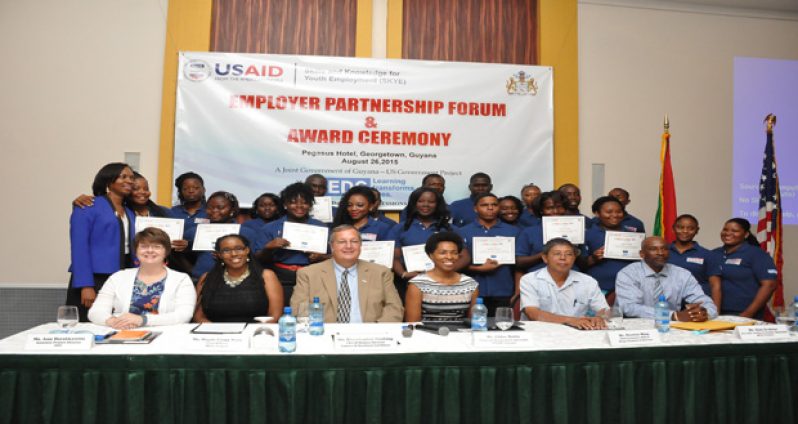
[374,213,397,230]
[712,243,777,315]
[388,218,449,248]
[518,210,541,228]
[589,213,642,233]
[584,226,635,292]
[357,217,393,241]
[515,225,547,273]
[455,221,520,298]
[399,202,450,223]
[255,216,328,266]
[668,242,721,296]
[170,204,208,238]
[241,217,274,233]
[449,196,477,227]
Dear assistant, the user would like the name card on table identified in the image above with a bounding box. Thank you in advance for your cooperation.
[607,329,661,347]
[186,334,250,351]
[25,334,94,351]
[471,331,533,348]
[333,332,398,352]
[736,325,792,341]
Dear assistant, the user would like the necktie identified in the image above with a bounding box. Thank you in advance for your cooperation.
[653,275,664,302]
[337,270,351,323]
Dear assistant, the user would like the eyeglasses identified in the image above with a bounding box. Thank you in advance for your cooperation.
[333,240,361,246]
[138,244,166,251]
[220,246,247,255]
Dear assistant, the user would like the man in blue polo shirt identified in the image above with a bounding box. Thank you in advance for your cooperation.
[449,172,493,227]
[557,183,592,229]
[608,187,645,233]
[455,193,520,315]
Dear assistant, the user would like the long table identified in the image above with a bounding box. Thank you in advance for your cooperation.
[2,320,798,424]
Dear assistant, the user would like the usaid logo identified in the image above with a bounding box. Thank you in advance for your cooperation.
[214,63,284,78]
[183,59,212,81]
[327,178,371,195]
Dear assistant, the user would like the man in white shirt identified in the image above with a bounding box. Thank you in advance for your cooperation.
[520,238,609,330]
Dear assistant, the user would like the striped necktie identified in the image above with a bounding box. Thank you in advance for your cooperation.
[337,270,351,323]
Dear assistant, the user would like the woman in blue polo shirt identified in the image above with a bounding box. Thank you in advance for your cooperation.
[583,196,635,306]
[170,172,209,235]
[713,218,777,318]
[254,182,328,304]
[389,187,451,298]
[242,192,283,232]
[333,186,393,241]
[67,162,137,321]
[515,191,568,274]
[498,195,524,228]
[667,214,721,308]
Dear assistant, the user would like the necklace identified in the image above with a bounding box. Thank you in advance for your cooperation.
[223,268,250,288]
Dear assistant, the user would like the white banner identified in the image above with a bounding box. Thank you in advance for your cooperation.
[175,52,553,209]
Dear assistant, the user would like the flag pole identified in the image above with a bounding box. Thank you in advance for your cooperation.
[765,113,776,133]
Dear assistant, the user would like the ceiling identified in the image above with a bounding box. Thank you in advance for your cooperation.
[581,0,798,20]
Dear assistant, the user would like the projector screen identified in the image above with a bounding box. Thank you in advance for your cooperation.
[733,57,798,224]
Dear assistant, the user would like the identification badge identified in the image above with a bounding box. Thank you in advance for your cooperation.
[361,232,378,241]
[686,257,704,265]
[195,218,210,224]
[725,258,742,265]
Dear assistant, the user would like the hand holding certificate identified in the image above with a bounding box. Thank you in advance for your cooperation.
[359,241,395,268]
[282,222,329,254]
[542,216,585,244]
[135,217,185,242]
[472,237,515,265]
[401,244,434,272]
[193,224,241,251]
[603,231,646,260]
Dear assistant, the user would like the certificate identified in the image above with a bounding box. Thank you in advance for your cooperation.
[542,216,585,244]
[401,244,434,272]
[359,241,395,268]
[135,217,184,241]
[310,196,334,223]
[603,231,646,260]
[193,224,240,251]
[472,237,515,265]
[283,222,329,254]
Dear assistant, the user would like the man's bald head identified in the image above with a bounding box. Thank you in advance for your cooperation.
[640,236,669,272]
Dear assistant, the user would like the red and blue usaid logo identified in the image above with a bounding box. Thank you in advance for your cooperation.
[183,59,212,81]
[183,59,285,82]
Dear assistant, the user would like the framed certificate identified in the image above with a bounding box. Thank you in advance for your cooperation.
[282,222,329,254]
[472,237,515,265]
[310,196,334,223]
[134,217,184,241]
[193,224,241,251]
[542,216,585,244]
[359,241,395,268]
[401,244,434,272]
[603,231,646,260]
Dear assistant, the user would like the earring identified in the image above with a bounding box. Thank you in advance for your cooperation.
[247,257,250,262]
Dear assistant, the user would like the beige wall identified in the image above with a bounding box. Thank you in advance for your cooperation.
[0,0,167,284]
[578,1,798,297]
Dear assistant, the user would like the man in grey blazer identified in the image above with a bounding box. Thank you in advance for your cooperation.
[291,225,404,323]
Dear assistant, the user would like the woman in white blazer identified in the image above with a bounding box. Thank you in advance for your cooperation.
[88,227,196,329]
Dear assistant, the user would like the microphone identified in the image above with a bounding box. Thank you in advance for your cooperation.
[437,326,450,336]
[401,325,413,338]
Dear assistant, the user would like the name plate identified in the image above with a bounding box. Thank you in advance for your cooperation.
[471,331,533,348]
[736,325,791,341]
[25,334,94,351]
[186,334,250,351]
[333,333,398,352]
[607,329,661,347]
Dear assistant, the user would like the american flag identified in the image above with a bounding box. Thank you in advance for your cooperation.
[756,115,783,322]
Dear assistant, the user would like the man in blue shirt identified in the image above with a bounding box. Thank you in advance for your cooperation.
[449,172,493,227]
[608,187,645,233]
[616,236,717,321]
[557,183,592,228]
[455,193,520,315]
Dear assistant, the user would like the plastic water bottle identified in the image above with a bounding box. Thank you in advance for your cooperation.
[471,297,488,331]
[278,306,297,352]
[309,297,324,336]
[654,295,670,333]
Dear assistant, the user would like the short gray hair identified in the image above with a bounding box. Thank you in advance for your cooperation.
[329,224,362,244]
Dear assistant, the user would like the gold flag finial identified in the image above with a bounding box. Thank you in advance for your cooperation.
[664,114,669,134]
[765,114,776,134]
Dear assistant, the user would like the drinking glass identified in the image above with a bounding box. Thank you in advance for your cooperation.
[57,305,79,332]
[495,307,514,331]
[775,305,797,329]
[600,305,624,330]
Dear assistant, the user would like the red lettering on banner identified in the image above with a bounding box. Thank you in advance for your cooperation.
[447,101,506,117]
[287,129,353,143]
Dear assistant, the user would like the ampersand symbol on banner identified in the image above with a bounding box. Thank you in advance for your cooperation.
[364,116,378,128]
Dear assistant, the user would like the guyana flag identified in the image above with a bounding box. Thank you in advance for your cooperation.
[653,129,677,242]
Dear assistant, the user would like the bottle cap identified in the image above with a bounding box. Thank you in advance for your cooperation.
[658,295,666,302]
[476,297,484,304]
[284,306,292,314]
[794,295,798,302]
[313,297,320,303]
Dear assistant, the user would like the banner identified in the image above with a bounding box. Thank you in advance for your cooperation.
[174,52,554,209]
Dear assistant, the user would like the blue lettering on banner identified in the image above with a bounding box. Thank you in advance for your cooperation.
[328,178,372,195]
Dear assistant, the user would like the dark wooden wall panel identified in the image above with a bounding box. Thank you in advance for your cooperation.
[403,0,537,64]
[211,0,357,56]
